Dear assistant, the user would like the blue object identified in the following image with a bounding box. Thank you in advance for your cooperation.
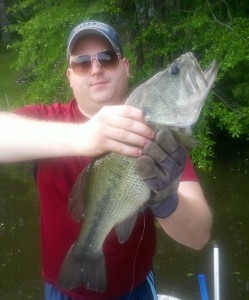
[198,274,209,300]
[44,270,158,300]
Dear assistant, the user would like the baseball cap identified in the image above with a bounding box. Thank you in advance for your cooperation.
[67,20,123,60]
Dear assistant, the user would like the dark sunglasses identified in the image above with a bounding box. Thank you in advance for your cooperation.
[70,50,120,76]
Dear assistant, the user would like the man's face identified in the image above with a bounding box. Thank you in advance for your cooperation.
[67,35,130,116]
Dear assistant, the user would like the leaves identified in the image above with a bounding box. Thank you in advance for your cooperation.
[5,0,249,169]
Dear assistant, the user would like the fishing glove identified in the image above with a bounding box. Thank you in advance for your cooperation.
[136,128,187,218]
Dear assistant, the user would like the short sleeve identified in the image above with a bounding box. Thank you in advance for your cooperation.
[181,155,198,182]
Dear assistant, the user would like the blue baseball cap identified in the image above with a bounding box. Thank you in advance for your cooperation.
[67,20,123,60]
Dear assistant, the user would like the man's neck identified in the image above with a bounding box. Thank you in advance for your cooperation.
[77,102,101,118]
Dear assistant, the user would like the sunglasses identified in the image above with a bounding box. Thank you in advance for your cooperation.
[70,50,120,76]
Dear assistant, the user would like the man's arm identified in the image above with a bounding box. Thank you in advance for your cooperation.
[0,106,154,163]
[157,181,212,250]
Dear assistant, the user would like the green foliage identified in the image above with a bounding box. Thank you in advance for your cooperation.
[0,45,27,109]
[5,0,249,169]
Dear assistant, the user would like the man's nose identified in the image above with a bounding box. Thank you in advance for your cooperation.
[90,58,103,75]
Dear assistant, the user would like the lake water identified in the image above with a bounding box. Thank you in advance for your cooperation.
[0,140,248,299]
[154,138,249,300]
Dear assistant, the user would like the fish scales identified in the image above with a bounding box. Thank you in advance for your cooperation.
[58,52,219,292]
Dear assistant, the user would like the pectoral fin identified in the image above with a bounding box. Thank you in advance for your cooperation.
[114,212,138,243]
[68,168,88,222]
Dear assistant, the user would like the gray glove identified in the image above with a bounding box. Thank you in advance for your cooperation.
[136,128,187,218]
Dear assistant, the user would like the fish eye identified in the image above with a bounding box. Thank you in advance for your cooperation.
[170,65,180,75]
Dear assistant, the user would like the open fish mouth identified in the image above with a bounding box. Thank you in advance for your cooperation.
[204,60,218,82]
[182,52,218,95]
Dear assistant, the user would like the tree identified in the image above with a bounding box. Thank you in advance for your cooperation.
[7,0,249,169]
[0,0,10,46]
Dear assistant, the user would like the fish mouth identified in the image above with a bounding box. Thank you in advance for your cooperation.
[186,52,218,76]
[204,60,219,83]
[184,53,218,95]
[182,56,218,126]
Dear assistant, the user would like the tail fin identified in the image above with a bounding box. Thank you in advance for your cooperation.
[58,246,83,290]
[81,252,107,292]
[58,246,107,293]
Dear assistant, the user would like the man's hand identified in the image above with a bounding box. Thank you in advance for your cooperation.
[80,105,155,157]
[136,128,187,218]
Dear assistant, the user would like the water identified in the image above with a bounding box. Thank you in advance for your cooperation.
[154,138,249,300]
[0,164,42,299]
[0,140,248,299]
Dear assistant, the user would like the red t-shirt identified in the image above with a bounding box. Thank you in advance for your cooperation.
[15,99,198,299]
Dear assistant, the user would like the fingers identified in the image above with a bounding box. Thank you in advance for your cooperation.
[142,141,180,181]
[136,128,187,192]
[143,141,167,162]
[102,105,155,143]
[99,106,155,151]
[102,139,144,157]
[168,147,187,171]
[83,105,155,157]
[136,155,167,192]
[158,149,187,180]
[155,128,179,153]
[136,155,181,195]
[145,128,187,170]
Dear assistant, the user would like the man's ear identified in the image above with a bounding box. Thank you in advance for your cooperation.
[122,58,130,78]
[67,68,73,87]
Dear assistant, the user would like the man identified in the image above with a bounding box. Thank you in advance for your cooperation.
[0,21,212,299]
